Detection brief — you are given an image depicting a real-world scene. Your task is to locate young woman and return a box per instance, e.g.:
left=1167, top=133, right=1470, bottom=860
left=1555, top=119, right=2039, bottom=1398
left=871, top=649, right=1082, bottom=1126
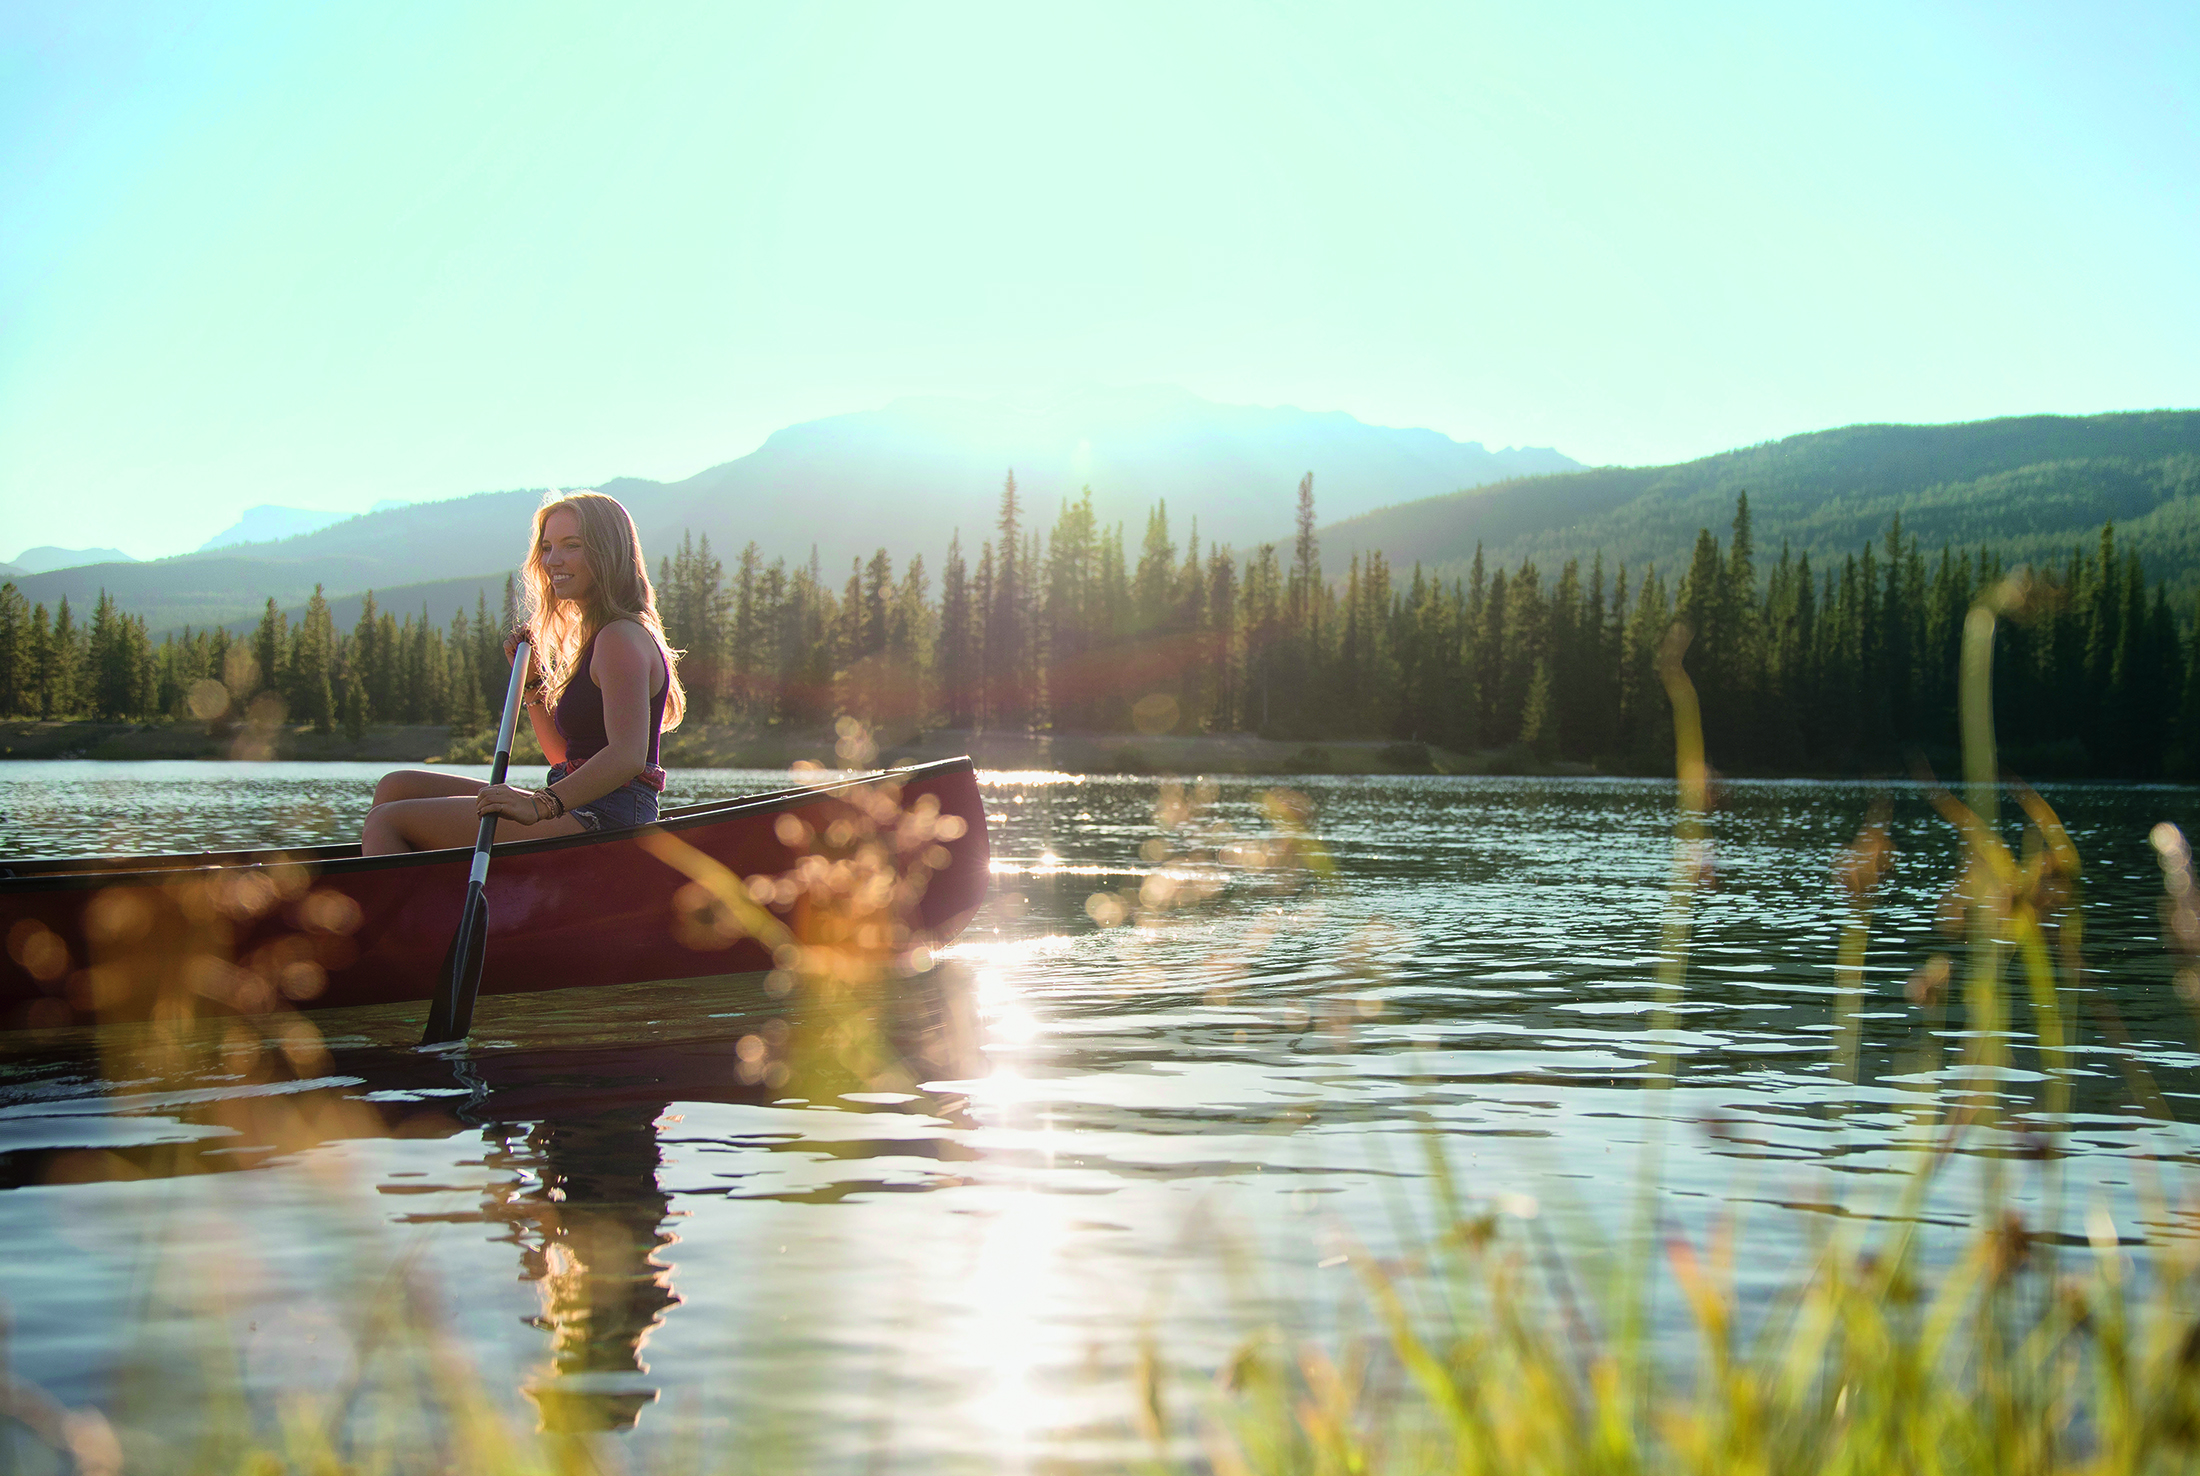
left=360, top=490, right=686, bottom=855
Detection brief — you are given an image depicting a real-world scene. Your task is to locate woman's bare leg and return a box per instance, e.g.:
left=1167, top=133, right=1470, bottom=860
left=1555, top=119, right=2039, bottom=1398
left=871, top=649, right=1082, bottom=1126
left=361, top=795, right=586, bottom=856
left=360, top=770, right=486, bottom=852
left=372, top=769, right=487, bottom=807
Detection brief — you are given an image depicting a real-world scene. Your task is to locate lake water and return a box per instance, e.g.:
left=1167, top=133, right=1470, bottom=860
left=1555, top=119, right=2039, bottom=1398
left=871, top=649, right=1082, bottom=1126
left=1, top=761, right=2197, bottom=1470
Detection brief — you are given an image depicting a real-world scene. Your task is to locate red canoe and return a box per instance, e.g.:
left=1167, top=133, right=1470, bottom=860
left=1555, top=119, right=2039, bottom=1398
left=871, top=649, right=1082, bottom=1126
left=0, top=758, right=989, bottom=1032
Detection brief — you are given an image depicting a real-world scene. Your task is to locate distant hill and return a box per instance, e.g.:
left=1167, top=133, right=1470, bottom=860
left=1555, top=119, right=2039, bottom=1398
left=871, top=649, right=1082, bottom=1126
left=632, top=385, right=1575, bottom=569
left=8, top=506, right=539, bottom=634
left=4, top=388, right=1574, bottom=631
left=1322, top=410, right=2200, bottom=592
left=8, top=545, right=137, bottom=575
left=199, top=505, right=357, bottom=551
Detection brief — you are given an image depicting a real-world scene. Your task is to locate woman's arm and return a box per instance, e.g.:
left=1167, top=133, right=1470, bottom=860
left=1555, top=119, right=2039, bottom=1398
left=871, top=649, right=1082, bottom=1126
left=524, top=686, right=568, bottom=764
left=542, top=621, right=658, bottom=810
left=503, top=627, right=568, bottom=764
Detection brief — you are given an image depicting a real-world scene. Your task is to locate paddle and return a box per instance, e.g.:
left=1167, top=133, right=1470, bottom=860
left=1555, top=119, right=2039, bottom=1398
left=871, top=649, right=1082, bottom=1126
left=421, top=638, right=534, bottom=1045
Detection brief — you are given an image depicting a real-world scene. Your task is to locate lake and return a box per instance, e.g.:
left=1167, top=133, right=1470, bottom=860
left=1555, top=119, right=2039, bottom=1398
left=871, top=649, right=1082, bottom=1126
left=1, top=761, right=2196, bottom=1470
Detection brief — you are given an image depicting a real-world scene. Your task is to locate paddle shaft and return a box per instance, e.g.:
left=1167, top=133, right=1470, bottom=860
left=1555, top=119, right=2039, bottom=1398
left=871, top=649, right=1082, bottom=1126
left=421, top=639, right=534, bottom=1044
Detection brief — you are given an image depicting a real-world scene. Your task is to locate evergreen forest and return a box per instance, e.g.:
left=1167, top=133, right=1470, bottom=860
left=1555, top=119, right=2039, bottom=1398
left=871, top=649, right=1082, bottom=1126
left=4, top=474, right=2199, bottom=779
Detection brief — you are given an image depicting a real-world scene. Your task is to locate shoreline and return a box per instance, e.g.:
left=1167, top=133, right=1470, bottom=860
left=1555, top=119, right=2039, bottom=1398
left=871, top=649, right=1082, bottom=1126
left=0, top=718, right=1597, bottom=777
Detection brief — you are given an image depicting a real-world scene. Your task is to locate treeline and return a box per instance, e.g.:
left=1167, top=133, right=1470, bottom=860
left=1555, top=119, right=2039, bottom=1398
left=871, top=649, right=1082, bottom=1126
left=651, top=475, right=2200, bottom=777
left=3, top=473, right=2198, bottom=777
left=0, top=583, right=507, bottom=737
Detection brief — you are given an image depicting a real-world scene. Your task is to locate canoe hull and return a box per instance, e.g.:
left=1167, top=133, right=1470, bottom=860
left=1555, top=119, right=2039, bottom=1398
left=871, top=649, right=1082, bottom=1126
left=0, top=759, right=989, bottom=1029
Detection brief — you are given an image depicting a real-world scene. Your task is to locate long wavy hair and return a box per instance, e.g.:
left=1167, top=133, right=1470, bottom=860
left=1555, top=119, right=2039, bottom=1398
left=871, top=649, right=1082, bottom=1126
left=521, top=490, right=686, bottom=731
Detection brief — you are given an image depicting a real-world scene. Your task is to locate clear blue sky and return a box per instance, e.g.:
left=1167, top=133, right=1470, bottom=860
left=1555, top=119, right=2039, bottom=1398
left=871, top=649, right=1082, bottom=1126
left=3, top=0, right=2196, bottom=561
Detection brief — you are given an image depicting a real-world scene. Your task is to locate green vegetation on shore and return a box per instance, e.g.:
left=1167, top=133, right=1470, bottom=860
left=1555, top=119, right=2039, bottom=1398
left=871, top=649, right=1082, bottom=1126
left=6, top=473, right=2200, bottom=778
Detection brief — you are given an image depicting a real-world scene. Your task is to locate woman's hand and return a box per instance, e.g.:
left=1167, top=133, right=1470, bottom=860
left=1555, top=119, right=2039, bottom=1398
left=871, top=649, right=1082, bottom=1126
left=476, top=783, right=547, bottom=825
left=503, top=624, right=534, bottom=664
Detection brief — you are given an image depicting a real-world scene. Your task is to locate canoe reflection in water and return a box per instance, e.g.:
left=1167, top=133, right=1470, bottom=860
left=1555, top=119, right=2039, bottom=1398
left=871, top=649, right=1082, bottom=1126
left=467, top=965, right=987, bottom=1431
left=0, top=766, right=992, bottom=1446
left=0, top=961, right=986, bottom=1440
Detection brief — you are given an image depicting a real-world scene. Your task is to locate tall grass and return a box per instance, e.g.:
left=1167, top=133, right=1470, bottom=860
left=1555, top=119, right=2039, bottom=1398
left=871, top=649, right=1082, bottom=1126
left=1189, top=583, right=2200, bottom=1475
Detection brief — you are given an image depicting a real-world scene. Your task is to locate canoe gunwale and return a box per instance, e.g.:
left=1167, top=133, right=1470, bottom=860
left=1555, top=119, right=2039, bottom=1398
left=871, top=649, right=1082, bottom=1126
left=0, top=757, right=979, bottom=896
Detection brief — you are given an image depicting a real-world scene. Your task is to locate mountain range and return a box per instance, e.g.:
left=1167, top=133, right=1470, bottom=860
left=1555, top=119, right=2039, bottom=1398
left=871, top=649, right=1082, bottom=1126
left=196, top=499, right=419, bottom=553
left=4, top=546, right=137, bottom=577
left=9, top=396, right=2200, bottom=641
left=4, top=387, right=1576, bottom=632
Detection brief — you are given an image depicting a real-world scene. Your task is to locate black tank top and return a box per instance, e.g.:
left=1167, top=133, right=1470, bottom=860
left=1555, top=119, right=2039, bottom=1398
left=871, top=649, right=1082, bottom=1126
left=553, top=622, right=667, bottom=770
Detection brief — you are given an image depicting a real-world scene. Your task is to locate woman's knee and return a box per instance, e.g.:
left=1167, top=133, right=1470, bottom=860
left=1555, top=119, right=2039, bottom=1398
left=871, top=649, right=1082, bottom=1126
left=360, top=805, right=403, bottom=856
left=373, top=771, right=438, bottom=807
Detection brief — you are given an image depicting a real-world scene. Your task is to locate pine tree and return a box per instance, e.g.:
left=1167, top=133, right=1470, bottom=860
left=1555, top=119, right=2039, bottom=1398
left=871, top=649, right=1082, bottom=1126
left=1207, top=543, right=1239, bottom=731
left=731, top=542, right=763, bottom=723
left=27, top=605, right=54, bottom=718
left=373, top=608, right=400, bottom=721
left=1242, top=543, right=1282, bottom=733
left=986, top=473, right=1026, bottom=728
left=1497, top=563, right=1544, bottom=746
left=1042, top=493, right=1100, bottom=731
left=1520, top=658, right=1557, bottom=758
left=892, top=555, right=931, bottom=676
left=1176, top=523, right=1209, bottom=731
left=862, top=549, right=893, bottom=661
left=49, top=597, right=80, bottom=717
left=88, top=591, right=137, bottom=719
left=1618, top=568, right=1671, bottom=762
left=940, top=532, right=975, bottom=728
left=1290, top=472, right=1319, bottom=634
left=449, top=604, right=488, bottom=736
left=252, top=597, right=287, bottom=711
left=1134, top=502, right=1175, bottom=634
left=288, top=585, right=336, bottom=732
left=663, top=532, right=726, bottom=722
left=474, top=588, right=500, bottom=717
left=973, top=541, right=996, bottom=727
left=352, top=592, right=381, bottom=724
left=0, top=583, right=26, bottom=717
left=341, top=659, right=368, bottom=740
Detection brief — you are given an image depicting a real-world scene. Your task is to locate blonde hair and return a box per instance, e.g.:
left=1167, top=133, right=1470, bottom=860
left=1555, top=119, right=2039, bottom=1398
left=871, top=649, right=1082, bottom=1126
left=521, top=490, right=686, bottom=731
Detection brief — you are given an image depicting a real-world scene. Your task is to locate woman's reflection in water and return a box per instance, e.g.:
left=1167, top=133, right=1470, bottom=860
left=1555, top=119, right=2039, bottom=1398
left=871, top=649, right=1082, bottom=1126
left=491, top=1105, right=679, bottom=1433
left=461, top=961, right=984, bottom=1434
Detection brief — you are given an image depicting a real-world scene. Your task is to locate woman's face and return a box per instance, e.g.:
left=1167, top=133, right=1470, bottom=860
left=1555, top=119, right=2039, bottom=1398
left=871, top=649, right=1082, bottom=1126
left=540, top=509, right=595, bottom=605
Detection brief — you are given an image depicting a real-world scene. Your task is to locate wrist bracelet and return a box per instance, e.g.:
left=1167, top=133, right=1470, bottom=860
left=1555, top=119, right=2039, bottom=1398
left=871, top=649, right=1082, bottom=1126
left=536, top=786, right=566, bottom=820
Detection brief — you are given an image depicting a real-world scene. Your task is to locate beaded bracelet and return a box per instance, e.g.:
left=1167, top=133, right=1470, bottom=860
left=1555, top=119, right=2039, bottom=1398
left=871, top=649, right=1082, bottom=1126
left=534, top=787, right=567, bottom=821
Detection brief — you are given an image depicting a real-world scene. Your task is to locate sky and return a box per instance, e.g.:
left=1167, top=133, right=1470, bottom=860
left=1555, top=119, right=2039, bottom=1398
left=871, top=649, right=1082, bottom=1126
left=3, top=0, right=2196, bottom=562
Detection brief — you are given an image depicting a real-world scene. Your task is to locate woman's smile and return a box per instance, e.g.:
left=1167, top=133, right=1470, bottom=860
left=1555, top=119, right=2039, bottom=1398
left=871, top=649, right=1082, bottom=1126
left=541, top=508, right=594, bottom=601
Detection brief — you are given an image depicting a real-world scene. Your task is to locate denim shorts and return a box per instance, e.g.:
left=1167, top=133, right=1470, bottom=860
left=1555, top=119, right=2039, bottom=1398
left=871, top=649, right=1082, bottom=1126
left=546, top=764, right=661, bottom=833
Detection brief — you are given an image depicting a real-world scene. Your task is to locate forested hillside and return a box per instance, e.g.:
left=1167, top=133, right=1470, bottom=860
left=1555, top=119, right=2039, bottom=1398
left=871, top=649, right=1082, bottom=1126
left=5, top=472, right=2199, bottom=779
left=1326, top=410, right=2200, bottom=596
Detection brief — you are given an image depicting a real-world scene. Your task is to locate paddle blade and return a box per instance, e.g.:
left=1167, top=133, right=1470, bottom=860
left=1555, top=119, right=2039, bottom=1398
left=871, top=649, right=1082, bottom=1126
left=421, top=887, right=489, bottom=1045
